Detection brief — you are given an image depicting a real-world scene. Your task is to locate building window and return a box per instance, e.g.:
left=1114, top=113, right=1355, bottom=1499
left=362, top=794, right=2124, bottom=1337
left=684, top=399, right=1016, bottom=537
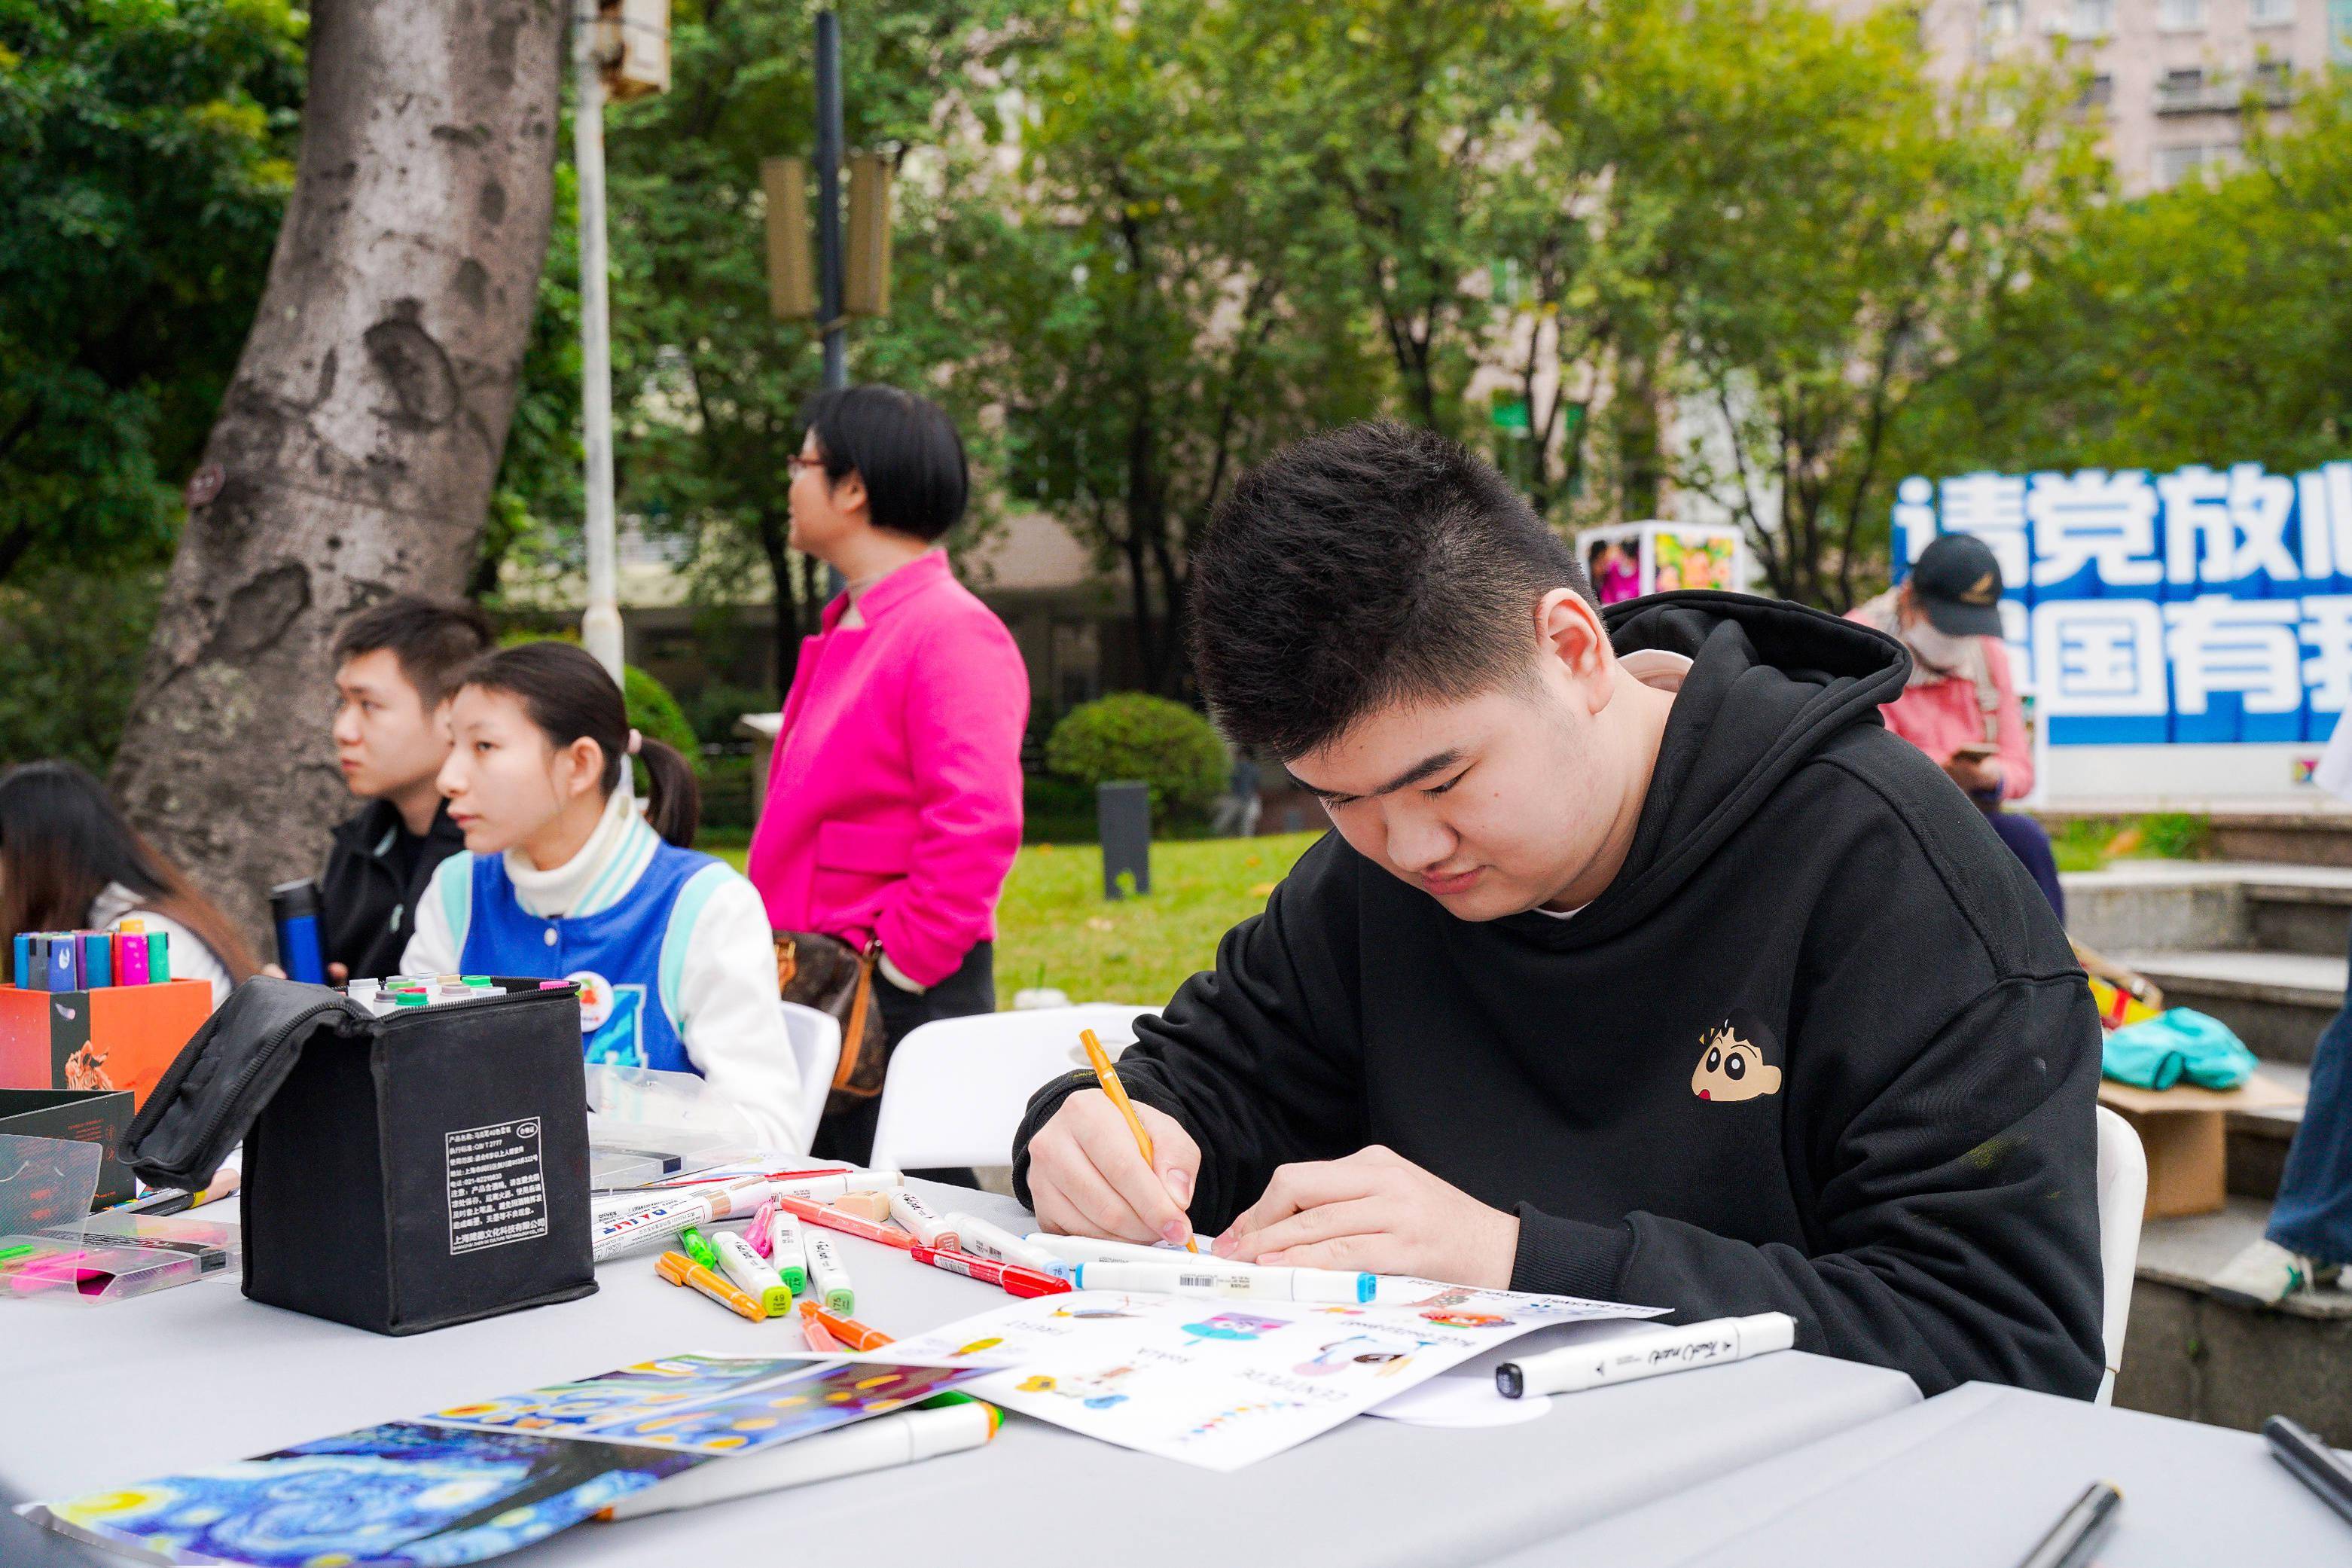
left=2076, top=73, right=2114, bottom=111
left=1981, top=0, right=2021, bottom=48
left=2070, top=0, right=2116, bottom=33
left=2253, top=58, right=2294, bottom=102
left=2249, top=0, right=2294, bottom=24
left=2158, top=0, right=2207, bottom=28
left=2152, top=142, right=2239, bottom=187
left=2155, top=66, right=2209, bottom=111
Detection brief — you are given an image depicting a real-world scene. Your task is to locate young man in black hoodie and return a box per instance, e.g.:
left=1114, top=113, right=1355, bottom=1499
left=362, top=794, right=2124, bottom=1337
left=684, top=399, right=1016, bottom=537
left=318, top=596, right=491, bottom=981
left=1012, top=422, right=2105, bottom=1399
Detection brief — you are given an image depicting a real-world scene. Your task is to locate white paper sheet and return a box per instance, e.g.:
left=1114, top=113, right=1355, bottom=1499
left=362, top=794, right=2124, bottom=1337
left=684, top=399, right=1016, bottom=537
left=880, top=1280, right=1663, bottom=1471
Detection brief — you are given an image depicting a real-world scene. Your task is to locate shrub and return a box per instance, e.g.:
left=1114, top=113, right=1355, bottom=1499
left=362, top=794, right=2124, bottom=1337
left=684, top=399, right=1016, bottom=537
left=0, top=568, right=163, bottom=773
left=1045, top=693, right=1228, bottom=828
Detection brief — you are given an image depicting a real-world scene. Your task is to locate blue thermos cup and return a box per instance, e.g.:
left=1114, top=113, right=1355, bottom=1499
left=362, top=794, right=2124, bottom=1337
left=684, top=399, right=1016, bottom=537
left=270, top=878, right=328, bottom=984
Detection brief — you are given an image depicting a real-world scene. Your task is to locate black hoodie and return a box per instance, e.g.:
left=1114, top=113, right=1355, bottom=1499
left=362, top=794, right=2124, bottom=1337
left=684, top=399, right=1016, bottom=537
left=1013, top=592, right=2105, bottom=1399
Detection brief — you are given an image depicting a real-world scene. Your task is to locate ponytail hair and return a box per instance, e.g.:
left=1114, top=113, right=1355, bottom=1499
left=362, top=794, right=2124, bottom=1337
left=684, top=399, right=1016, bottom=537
left=457, top=642, right=701, bottom=848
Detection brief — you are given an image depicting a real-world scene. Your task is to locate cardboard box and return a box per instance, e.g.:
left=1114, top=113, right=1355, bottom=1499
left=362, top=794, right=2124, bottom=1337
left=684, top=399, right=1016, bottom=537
left=0, top=980, right=212, bottom=1112
left=2099, top=1072, right=2306, bottom=1219
left=0, top=1088, right=136, bottom=1210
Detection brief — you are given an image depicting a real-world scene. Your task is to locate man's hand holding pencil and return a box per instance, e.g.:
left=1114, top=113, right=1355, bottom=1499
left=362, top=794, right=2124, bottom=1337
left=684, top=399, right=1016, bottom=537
left=1027, top=1090, right=1203, bottom=1246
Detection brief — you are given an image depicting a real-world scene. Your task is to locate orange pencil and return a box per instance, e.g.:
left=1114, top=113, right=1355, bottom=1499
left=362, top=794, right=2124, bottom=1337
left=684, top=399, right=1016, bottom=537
left=801, top=1299, right=893, bottom=1351
left=1080, top=1027, right=1197, bottom=1252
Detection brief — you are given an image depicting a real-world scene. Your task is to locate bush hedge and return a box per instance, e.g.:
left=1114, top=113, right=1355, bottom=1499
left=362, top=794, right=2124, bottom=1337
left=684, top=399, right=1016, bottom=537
left=1044, top=693, right=1228, bottom=829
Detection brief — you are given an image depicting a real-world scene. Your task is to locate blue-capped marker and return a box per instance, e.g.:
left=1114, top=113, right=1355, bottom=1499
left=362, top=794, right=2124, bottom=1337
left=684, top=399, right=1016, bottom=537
left=1068, top=1258, right=1377, bottom=1303
left=81, top=932, right=113, bottom=989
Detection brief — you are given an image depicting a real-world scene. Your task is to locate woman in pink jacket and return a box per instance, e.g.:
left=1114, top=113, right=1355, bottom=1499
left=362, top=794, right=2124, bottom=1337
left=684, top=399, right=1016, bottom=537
left=747, top=386, right=1030, bottom=1164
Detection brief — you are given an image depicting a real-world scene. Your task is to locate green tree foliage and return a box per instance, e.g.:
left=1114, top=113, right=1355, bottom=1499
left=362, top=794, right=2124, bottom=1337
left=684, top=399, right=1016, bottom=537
left=0, top=0, right=303, bottom=582
left=0, top=567, right=163, bottom=771
left=1045, top=692, right=1229, bottom=827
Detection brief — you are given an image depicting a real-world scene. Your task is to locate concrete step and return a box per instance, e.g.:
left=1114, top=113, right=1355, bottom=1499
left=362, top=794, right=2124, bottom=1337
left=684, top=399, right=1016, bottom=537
left=2063, top=861, right=2352, bottom=957
left=2117, top=948, right=2342, bottom=1065
left=2118, top=1197, right=2352, bottom=1435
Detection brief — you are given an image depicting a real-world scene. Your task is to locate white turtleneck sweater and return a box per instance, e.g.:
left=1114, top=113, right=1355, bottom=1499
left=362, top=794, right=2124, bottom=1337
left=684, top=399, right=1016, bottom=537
left=400, top=788, right=812, bottom=1154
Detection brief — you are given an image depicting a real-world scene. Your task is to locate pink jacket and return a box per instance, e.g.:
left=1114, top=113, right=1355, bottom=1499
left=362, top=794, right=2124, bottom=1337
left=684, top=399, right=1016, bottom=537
left=1859, top=630, right=2035, bottom=801
left=747, top=552, right=1030, bottom=987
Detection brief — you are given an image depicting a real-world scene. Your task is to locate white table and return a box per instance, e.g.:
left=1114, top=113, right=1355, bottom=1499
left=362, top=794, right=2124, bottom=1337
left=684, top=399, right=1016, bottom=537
left=1496, top=1380, right=2352, bottom=1566
left=1, top=1183, right=1920, bottom=1568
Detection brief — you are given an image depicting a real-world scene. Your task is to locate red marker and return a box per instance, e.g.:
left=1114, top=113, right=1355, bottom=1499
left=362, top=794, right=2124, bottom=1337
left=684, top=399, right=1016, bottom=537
left=775, top=1194, right=916, bottom=1252
left=912, top=1244, right=1071, bottom=1298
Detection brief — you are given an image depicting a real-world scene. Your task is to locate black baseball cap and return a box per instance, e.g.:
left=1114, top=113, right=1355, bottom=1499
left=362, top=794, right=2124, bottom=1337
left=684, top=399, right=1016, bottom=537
left=1909, top=533, right=2006, bottom=637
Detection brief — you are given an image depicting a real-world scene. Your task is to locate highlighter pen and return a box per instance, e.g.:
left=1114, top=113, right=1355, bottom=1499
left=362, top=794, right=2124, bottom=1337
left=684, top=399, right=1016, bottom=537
left=767, top=1169, right=905, bottom=1203
left=146, top=929, right=170, bottom=984
left=655, top=1249, right=767, bottom=1322
left=805, top=1230, right=856, bottom=1313
left=678, top=1225, right=722, bottom=1272
left=9, top=932, right=26, bottom=988
left=767, top=1209, right=812, bottom=1295
left=1495, top=1312, right=1796, bottom=1399
left=911, top=1244, right=1070, bottom=1298
left=775, top=1193, right=917, bottom=1252
left=948, top=1213, right=1063, bottom=1274
left=81, top=932, right=112, bottom=989
left=798, top=1299, right=892, bottom=1351
left=1070, top=1259, right=1375, bottom=1303
left=2262, top=1415, right=2352, bottom=1530
left=886, top=1188, right=959, bottom=1251
left=1081, top=1026, right=1196, bottom=1252
left=598, top=1399, right=1001, bottom=1521
left=714, top=1229, right=793, bottom=1316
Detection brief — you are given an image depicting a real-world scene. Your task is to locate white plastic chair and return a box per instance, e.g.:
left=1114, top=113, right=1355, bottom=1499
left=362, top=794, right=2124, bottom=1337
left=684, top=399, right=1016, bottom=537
left=2093, top=1104, right=2148, bottom=1406
left=778, top=1000, right=841, bottom=1155
left=867, top=1003, right=1161, bottom=1172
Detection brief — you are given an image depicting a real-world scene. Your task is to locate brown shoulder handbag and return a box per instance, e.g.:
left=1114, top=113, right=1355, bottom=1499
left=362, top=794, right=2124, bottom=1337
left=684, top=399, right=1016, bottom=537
left=774, top=931, right=889, bottom=1119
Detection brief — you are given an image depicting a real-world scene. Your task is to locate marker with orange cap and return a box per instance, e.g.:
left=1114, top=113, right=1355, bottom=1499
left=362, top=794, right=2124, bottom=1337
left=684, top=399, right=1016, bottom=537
left=799, top=1299, right=893, bottom=1351
left=655, top=1249, right=767, bottom=1323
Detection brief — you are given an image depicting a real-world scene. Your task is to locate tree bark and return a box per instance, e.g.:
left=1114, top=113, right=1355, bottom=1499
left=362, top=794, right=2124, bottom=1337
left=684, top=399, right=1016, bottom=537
left=110, top=0, right=564, bottom=944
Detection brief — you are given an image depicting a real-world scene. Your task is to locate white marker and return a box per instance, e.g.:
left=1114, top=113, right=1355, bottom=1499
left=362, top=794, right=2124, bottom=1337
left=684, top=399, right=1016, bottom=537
left=767, top=1210, right=810, bottom=1295
left=1070, top=1259, right=1374, bottom=1304
left=1023, top=1232, right=1207, bottom=1270
left=770, top=1169, right=905, bottom=1203
left=1495, top=1313, right=1796, bottom=1398
left=886, top=1188, right=959, bottom=1250
left=950, top=1213, right=1060, bottom=1273
left=590, top=1179, right=774, bottom=1262
left=598, top=1400, right=998, bottom=1520
left=714, top=1229, right=794, bottom=1316
left=806, top=1229, right=856, bottom=1313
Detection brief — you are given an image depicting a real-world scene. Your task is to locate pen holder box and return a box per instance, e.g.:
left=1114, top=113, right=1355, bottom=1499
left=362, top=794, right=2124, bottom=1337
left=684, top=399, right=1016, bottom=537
left=123, top=976, right=596, bottom=1335
left=0, top=1090, right=135, bottom=1210
left=0, top=980, right=213, bottom=1112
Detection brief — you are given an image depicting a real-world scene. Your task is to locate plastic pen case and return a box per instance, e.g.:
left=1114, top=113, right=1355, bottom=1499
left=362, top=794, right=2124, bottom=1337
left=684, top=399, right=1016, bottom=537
left=0, top=1214, right=239, bottom=1301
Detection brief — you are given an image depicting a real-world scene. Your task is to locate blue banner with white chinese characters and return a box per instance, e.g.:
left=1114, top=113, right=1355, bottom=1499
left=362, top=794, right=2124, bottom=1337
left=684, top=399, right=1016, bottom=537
left=1893, top=462, right=2352, bottom=746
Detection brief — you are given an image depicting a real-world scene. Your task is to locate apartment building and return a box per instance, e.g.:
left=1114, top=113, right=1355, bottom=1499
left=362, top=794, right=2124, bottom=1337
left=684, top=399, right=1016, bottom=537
left=1903, top=0, right=2348, bottom=190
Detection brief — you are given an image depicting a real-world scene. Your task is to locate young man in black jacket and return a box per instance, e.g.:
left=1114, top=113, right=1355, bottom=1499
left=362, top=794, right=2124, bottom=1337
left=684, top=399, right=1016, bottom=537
left=1012, top=422, right=2105, bottom=1399
left=319, top=596, right=491, bottom=981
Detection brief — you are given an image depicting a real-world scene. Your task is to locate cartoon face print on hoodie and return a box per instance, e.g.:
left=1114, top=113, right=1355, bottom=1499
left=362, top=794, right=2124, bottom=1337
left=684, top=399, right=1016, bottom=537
left=1692, top=1022, right=1782, bottom=1102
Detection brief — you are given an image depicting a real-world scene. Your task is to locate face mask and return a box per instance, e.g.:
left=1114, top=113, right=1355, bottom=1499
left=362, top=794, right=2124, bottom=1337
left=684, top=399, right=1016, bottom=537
left=1902, top=617, right=1975, bottom=672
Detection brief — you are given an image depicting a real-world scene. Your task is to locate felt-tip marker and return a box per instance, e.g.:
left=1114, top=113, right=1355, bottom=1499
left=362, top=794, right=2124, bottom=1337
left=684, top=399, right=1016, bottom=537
left=949, top=1213, right=1062, bottom=1274
left=766, top=1208, right=811, bottom=1295
left=714, top=1229, right=793, bottom=1316
left=596, top=1398, right=1000, bottom=1521
left=799, top=1299, right=892, bottom=1350
left=1495, top=1312, right=1796, bottom=1398
left=775, top=1193, right=917, bottom=1251
left=806, top=1229, right=856, bottom=1313
left=1069, top=1259, right=1376, bottom=1303
left=911, top=1243, right=1070, bottom=1298
left=886, top=1188, right=959, bottom=1250
left=678, top=1225, right=721, bottom=1272
left=655, top=1249, right=766, bottom=1322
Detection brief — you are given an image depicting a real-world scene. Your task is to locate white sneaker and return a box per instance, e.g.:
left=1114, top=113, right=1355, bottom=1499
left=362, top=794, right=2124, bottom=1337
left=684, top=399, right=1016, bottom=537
left=2210, top=1237, right=2340, bottom=1307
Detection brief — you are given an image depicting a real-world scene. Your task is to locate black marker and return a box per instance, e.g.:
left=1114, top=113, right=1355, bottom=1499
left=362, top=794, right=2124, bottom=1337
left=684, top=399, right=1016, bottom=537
left=2013, top=1481, right=2121, bottom=1568
left=2264, top=1415, right=2352, bottom=1530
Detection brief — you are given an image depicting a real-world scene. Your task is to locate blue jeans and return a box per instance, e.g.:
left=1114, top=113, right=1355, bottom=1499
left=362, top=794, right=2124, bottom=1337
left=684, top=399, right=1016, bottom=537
left=2268, top=921, right=2352, bottom=1266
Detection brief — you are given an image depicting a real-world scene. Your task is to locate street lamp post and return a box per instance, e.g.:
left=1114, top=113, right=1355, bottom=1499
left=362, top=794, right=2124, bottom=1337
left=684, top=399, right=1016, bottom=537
left=576, top=15, right=624, bottom=684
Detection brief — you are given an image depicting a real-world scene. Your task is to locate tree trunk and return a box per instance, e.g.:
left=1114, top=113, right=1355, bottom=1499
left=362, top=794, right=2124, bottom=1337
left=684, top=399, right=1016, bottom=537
left=110, top=0, right=564, bottom=944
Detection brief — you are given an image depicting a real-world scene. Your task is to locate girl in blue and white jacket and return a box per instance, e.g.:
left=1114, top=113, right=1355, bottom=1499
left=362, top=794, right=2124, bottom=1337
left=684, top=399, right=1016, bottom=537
left=400, top=642, right=810, bottom=1152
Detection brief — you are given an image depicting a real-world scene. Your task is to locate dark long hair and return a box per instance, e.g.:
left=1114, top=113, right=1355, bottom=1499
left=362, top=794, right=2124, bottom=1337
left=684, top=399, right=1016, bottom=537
left=457, top=642, right=700, bottom=847
left=0, top=761, right=261, bottom=986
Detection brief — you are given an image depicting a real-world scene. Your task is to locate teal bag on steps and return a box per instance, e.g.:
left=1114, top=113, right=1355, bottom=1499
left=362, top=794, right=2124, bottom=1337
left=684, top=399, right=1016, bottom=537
left=2100, top=1007, right=2258, bottom=1092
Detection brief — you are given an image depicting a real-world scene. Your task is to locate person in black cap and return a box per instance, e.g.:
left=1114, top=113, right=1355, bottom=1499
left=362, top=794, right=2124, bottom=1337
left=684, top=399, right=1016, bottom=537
left=1848, top=532, right=2063, bottom=917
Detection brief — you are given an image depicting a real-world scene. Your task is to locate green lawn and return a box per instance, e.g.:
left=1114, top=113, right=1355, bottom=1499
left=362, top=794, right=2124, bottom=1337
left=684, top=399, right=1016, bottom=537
left=709, top=830, right=1325, bottom=1008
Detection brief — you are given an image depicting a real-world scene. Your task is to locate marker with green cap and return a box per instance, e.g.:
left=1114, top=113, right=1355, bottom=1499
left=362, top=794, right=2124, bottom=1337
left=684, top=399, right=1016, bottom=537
left=714, top=1231, right=793, bottom=1317
left=679, top=1225, right=721, bottom=1272
left=145, top=931, right=170, bottom=984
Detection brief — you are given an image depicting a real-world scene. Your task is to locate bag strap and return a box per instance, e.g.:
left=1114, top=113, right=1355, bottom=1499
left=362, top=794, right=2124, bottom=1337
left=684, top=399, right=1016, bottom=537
left=832, top=937, right=881, bottom=1092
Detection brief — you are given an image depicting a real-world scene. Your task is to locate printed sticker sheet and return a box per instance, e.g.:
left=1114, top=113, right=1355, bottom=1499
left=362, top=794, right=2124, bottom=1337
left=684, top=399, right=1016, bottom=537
left=881, top=1280, right=1664, bottom=1471
left=18, top=1353, right=990, bottom=1567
